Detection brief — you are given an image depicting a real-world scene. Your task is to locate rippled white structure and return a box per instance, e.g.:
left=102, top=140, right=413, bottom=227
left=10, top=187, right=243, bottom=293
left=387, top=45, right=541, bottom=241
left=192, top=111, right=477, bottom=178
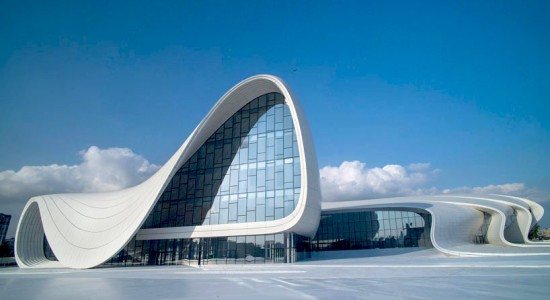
left=15, top=74, right=549, bottom=270
left=324, top=194, right=550, bottom=256
left=15, top=75, right=321, bottom=269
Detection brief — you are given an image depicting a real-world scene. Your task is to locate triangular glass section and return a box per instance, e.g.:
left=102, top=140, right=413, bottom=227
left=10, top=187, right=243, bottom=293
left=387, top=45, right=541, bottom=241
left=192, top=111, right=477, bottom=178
left=142, top=92, right=301, bottom=228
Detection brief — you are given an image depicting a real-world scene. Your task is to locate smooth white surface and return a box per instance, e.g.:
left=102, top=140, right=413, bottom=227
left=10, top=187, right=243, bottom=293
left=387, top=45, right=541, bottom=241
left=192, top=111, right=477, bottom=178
left=15, top=75, right=322, bottom=269
left=2, top=249, right=550, bottom=299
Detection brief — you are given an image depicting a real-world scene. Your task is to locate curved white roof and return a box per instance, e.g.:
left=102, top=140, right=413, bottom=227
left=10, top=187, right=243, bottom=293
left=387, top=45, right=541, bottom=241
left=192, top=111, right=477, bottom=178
left=15, top=75, right=322, bottom=269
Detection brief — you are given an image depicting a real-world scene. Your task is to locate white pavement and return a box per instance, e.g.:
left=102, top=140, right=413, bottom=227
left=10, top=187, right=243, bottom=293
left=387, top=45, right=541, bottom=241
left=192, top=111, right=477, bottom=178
left=1, top=249, right=550, bottom=299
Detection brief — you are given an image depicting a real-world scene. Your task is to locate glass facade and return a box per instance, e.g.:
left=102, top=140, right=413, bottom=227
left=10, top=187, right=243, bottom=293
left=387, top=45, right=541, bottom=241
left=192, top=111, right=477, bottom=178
left=142, top=92, right=301, bottom=228
left=311, top=210, right=432, bottom=251
left=96, top=92, right=307, bottom=267
left=101, top=209, right=431, bottom=266
left=102, top=233, right=310, bottom=266
left=0, top=213, right=11, bottom=245
left=39, top=92, right=434, bottom=266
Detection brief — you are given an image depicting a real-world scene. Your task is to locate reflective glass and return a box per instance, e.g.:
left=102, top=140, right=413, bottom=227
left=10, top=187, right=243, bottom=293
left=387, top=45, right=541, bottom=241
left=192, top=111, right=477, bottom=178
left=142, top=93, right=301, bottom=228
left=311, top=210, right=432, bottom=251
left=102, top=232, right=309, bottom=267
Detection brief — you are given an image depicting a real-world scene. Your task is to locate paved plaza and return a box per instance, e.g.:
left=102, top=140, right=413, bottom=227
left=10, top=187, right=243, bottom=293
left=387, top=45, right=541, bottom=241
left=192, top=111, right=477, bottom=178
left=1, top=249, right=550, bottom=299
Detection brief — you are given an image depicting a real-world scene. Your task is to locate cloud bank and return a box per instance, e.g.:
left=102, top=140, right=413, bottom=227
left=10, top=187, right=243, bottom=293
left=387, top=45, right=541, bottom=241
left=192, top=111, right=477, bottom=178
left=442, top=183, right=526, bottom=195
left=0, top=146, right=159, bottom=237
left=320, top=161, right=439, bottom=201
left=319, top=160, right=540, bottom=203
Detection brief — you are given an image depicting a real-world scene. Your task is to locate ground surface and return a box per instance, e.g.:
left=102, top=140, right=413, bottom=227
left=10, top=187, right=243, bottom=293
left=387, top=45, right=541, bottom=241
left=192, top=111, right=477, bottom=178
left=1, top=249, right=550, bottom=299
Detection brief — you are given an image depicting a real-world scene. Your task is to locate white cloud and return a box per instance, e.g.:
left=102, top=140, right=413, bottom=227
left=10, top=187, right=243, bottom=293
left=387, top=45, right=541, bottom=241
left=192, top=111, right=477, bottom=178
left=407, top=163, right=432, bottom=172
left=0, top=146, right=159, bottom=238
left=318, top=160, right=549, bottom=204
left=442, top=183, right=526, bottom=195
left=320, top=160, right=550, bottom=227
left=441, top=183, right=550, bottom=205
left=320, top=160, right=438, bottom=201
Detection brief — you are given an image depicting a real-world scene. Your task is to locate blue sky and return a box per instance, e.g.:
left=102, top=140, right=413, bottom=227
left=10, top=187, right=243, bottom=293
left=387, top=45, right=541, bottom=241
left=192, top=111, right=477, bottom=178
left=1, top=1, right=549, bottom=232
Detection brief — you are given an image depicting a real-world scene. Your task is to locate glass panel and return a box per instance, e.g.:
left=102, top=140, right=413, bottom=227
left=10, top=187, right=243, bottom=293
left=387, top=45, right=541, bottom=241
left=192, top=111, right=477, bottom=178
left=311, top=210, right=432, bottom=252
left=141, top=93, right=301, bottom=228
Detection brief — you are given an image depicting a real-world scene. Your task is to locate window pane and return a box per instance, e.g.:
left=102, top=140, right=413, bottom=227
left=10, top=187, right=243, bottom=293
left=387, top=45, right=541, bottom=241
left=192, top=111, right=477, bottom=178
left=141, top=92, right=301, bottom=229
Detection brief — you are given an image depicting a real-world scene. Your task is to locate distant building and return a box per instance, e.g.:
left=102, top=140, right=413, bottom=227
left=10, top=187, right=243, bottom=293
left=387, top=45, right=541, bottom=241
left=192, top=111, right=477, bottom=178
left=1, top=238, right=14, bottom=257
left=0, top=214, right=11, bottom=244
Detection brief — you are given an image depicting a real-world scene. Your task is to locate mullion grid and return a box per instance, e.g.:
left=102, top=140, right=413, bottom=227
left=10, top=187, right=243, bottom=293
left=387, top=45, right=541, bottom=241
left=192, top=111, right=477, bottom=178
left=141, top=93, right=300, bottom=229
left=312, top=210, right=431, bottom=251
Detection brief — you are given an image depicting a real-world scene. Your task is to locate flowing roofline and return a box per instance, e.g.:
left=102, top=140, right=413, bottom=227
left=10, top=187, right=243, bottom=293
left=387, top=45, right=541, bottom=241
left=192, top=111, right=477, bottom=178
left=15, top=75, right=322, bottom=269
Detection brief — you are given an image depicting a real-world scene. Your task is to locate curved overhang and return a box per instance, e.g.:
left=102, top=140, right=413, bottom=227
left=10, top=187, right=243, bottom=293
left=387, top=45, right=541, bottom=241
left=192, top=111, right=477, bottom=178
left=15, top=75, right=321, bottom=269
left=322, top=194, right=550, bottom=257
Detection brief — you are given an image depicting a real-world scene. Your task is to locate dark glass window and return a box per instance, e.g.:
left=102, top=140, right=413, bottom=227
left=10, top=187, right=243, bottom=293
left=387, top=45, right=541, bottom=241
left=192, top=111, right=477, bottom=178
left=101, top=232, right=307, bottom=267
left=311, top=210, right=432, bottom=251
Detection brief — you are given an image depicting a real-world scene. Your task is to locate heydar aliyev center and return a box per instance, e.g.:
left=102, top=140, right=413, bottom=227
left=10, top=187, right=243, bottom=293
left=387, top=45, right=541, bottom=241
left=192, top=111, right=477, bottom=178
left=15, top=75, right=550, bottom=269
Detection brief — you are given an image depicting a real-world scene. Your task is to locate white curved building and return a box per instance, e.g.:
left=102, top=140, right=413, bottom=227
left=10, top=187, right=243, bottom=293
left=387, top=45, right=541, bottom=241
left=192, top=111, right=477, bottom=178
left=15, top=75, right=550, bottom=269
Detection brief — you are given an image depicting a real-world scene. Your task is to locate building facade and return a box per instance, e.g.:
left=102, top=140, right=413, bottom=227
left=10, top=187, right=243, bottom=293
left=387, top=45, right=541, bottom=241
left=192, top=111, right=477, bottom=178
left=15, top=75, right=550, bottom=269
left=0, top=214, right=11, bottom=245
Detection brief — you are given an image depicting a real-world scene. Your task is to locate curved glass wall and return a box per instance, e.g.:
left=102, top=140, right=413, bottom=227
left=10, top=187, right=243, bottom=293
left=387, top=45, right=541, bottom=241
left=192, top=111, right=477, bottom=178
left=142, top=92, right=301, bottom=228
left=102, top=209, right=431, bottom=267
left=311, top=210, right=432, bottom=251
